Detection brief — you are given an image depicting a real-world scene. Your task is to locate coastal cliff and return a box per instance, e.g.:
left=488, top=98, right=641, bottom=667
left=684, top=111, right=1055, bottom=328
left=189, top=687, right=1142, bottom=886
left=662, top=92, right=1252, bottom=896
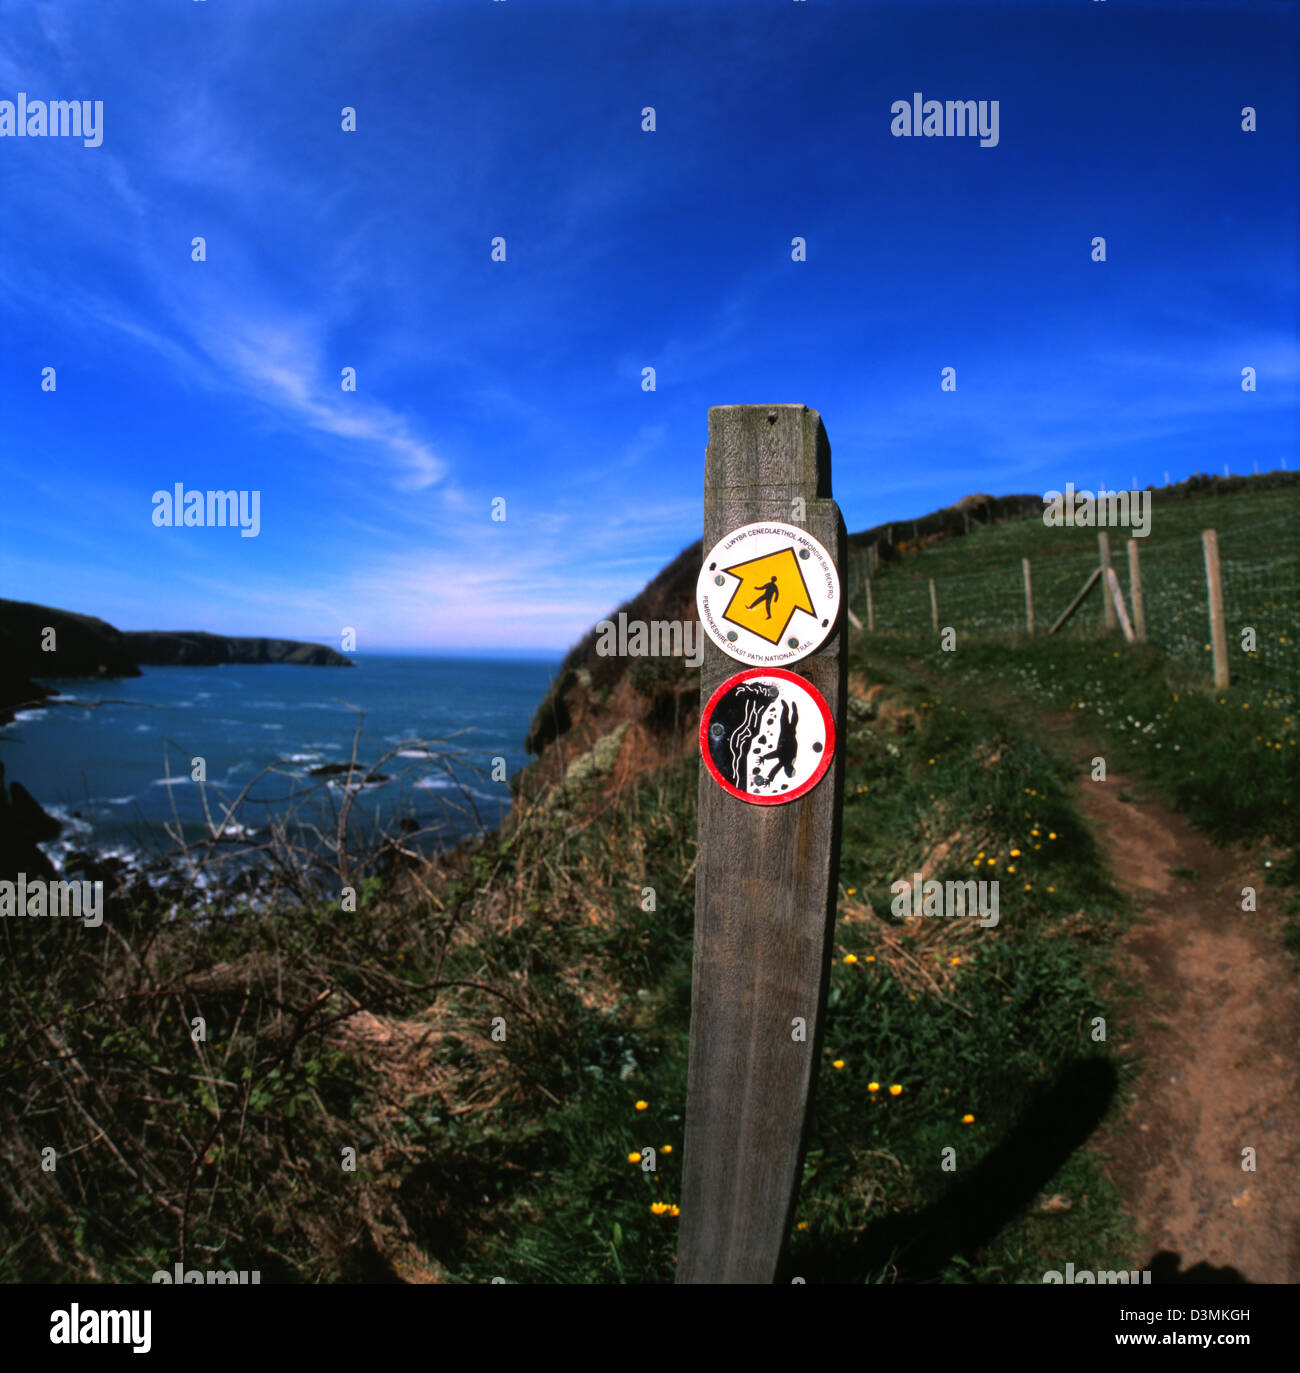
left=0, top=598, right=351, bottom=725
left=124, top=630, right=352, bottom=667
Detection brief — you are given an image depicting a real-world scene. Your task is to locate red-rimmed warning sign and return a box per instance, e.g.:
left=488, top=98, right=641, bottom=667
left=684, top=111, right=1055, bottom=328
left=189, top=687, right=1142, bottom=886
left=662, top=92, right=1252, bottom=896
left=699, top=667, right=835, bottom=805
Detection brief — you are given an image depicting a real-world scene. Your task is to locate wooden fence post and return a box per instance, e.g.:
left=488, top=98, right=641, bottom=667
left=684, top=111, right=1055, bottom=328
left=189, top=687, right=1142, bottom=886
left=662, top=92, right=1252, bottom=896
left=1106, top=567, right=1136, bottom=643
left=1098, top=531, right=1116, bottom=631
left=1048, top=567, right=1102, bottom=636
left=677, top=404, right=847, bottom=1284
left=1127, top=539, right=1146, bottom=642
left=1202, top=529, right=1229, bottom=689
left=929, top=577, right=939, bottom=633
left=866, top=577, right=875, bottom=632
left=1022, top=557, right=1034, bottom=635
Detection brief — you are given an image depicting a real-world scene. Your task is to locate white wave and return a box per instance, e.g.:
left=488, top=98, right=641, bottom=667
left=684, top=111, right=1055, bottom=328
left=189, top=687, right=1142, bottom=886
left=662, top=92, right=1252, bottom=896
left=41, top=806, right=94, bottom=835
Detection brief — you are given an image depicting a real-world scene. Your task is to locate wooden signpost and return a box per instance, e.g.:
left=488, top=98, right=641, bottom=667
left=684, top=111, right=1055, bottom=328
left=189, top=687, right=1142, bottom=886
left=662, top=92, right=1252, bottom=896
left=677, top=405, right=847, bottom=1284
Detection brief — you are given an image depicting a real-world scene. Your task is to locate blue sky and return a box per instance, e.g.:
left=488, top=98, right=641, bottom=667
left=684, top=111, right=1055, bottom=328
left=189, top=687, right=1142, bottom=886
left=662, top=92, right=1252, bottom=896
left=1, top=0, right=1295, bottom=654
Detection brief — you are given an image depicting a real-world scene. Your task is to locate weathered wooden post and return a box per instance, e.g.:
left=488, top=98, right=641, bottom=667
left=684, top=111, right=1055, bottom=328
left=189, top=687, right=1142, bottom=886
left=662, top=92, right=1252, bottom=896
left=1105, top=567, right=1136, bottom=643
left=1022, top=557, right=1034, bottom=635
left=929, top=577, right=939, bottom=633
left=1127, top=538, right=1146, bottom=642
left=1098, top=531, right=1116, bottom=631
left=679, top=404, right=847, bottom=1284
left=866, top=576, right=875, bottom=631
left=1202, top=529, right=1230, bottom=689
left=1048, top=567, right=1102, bottom=636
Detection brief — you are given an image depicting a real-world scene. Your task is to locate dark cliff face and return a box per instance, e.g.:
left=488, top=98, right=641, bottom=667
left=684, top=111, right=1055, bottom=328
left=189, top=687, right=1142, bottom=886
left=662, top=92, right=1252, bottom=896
left=0, top=598, right=142, bottom=683
left=513, top=539, right=704, bottom=808
left=0, top=761, right=60, bottom=881
left=123, top=631, right=352, bottom=667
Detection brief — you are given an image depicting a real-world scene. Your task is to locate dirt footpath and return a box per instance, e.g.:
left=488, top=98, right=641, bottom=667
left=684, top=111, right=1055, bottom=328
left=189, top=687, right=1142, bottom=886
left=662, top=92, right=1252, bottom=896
left=1045, top=712, right=1300, bottom=1283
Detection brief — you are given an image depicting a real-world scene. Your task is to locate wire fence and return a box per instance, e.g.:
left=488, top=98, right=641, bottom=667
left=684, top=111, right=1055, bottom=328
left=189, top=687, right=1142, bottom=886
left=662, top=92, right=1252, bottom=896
left=849, top=513, right=1300, bottom=705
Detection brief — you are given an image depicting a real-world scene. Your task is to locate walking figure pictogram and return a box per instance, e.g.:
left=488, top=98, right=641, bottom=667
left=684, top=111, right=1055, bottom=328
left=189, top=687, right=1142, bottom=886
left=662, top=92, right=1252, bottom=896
left=748, top=576, right=779, bottom=619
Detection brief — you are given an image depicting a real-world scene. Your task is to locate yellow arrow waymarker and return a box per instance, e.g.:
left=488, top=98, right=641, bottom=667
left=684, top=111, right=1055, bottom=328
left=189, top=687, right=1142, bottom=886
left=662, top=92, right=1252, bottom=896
left=721, top=546, right=816, bottom=645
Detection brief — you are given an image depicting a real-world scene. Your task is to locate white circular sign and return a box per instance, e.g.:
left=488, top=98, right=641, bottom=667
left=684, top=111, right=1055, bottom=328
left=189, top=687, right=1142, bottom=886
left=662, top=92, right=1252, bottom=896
left=700, top=668, right=835, bottom=805
left=696, top=521, right=840, bottom=666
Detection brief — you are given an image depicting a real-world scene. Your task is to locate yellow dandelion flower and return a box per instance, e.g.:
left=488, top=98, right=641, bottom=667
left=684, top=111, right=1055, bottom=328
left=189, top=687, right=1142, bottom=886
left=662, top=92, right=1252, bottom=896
left=868, top=1082, right=880, bottom=1093
left=796, top=1221, right=808, bottom=1231
left=650, top=1202, right=669, bottom=1215
left=1010, top=849, right=1021, bottom=857
left=1048, top=832, right=1057, bottom=840
left=1007, top=865, right=1016, bottom=874
left=628, top=1151, right=641, bottom=1163
left=846, top=887, right=857, bottom=895
left=889, top=1084, right=903, bottom=1096
left=832, top=1059, right=845, bottom=1070
left=844, top=953, right=858, bottom=965
left=961, top=1113, right=975, bottom=1124
left=635, top=1100, right=648, bottom=1111
left=662, top=1144, right=672, bottom=1154
left=668, top=1205, right=680, bottom=1217
left=864, top=955, right=876, bottom=962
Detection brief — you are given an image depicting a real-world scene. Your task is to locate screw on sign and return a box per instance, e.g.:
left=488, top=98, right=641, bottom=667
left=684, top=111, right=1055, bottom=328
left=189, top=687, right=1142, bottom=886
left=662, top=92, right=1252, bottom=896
left=701, top=668, right=835, bottom=805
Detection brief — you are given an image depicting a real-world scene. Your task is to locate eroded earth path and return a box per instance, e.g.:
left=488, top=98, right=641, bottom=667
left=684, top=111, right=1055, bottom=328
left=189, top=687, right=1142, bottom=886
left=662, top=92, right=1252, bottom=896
left=1044, top=711, right=1300, bottom=1283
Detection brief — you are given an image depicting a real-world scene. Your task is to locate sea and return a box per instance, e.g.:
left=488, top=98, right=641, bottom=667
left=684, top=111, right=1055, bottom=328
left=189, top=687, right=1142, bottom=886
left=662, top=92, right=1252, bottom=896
left=0, top=654, right=560, bottom=878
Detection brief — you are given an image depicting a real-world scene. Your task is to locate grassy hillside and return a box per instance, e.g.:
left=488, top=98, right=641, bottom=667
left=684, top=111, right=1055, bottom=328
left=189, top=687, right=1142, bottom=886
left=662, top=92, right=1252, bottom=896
left=2, top=477, right=1295, bottom=1284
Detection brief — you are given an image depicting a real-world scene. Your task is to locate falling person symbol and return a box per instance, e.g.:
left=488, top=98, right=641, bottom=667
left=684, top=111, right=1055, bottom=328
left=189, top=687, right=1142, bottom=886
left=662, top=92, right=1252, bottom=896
left=759, top=700, right=799, bottom=784
left=748, top=576, right=779, bottom=619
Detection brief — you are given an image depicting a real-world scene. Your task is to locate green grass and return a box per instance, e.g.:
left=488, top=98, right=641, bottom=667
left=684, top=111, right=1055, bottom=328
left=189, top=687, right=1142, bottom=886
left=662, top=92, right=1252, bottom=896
left=14, top=478, right=1297, bottom=1283
left=448, top=642, right=1139, bottom=1284
left=855, top=478, right=1300, bottom=703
